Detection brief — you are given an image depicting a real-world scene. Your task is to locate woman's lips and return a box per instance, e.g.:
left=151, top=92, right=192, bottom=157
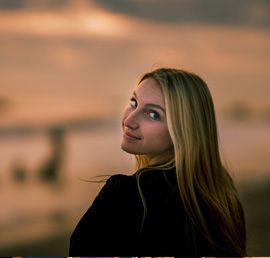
left=123, top=131, right=141, bottom=140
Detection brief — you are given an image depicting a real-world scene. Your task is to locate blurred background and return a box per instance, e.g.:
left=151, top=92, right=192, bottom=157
left=0, top=0, right=270, bottom=256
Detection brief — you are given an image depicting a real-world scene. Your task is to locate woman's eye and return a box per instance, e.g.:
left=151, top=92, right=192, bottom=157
left=149, top=111, right=160, bottom=120
left=130, top=98, right=137, bottom=108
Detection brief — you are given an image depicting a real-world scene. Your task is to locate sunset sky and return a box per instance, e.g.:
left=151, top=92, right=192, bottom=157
left=0, top=0, right=270, bottom=127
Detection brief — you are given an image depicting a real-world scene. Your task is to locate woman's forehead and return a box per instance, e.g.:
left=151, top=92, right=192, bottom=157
left=135, top=78, right=165, bottom=107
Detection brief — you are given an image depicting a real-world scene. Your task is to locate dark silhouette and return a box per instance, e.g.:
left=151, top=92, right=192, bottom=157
left=37, top=127, right=65, bottom=185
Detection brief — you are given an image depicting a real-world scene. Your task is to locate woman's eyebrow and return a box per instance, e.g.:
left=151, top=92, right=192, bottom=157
left=132, top=91, right=166, bottom=114
left=145, top=103, right=166, bottom=114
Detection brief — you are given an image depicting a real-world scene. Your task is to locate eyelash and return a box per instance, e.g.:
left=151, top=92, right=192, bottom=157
left=130, top=97, right=137, bottom=108
left=129, top=97, right=160, bottom=120
left=148, top=110, right=160, bottom=120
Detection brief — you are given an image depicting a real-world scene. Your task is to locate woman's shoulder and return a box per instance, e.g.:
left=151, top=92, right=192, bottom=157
left=134, top=168, right=177, bottom=187
left=78, top=173, right=142, bottom=224
left=133, top=168, right=179, bottom=203
left=98, top=168, right=177, bottom=200
left=103, top=173, right=134, bottom=184
left=100, top=173, right=136, bottom=194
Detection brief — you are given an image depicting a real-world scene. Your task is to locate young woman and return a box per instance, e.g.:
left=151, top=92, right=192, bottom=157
left=69, top=68, right=246, bottom=256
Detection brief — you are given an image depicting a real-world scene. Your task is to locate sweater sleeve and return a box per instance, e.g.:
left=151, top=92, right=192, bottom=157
left=69, top=174, right=143, bottom=256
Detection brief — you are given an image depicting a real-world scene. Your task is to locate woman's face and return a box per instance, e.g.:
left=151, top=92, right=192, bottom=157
left=121, top=78, right=173, bottom=165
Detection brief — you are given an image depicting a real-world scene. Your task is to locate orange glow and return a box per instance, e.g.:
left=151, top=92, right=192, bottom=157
left=0, top=1, right=270, bottom=255
left=0, top=7, right=129, bottom=38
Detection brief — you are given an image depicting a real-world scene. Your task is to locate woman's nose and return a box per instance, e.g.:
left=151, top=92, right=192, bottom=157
left=123, top=109, right=139, bottom=129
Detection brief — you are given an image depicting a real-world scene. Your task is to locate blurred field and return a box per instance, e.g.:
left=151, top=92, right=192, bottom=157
left=1, top=181, right=270, bottom=257
left=241, top=179, right=270, bottom=255
left=0, top=122, right=269, bottom=256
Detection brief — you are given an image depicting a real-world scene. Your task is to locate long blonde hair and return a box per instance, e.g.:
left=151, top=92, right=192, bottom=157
left=134, top=68, right=246, bottom=256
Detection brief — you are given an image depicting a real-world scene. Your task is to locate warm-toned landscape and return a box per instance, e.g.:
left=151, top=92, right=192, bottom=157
left=0, top=0, right=270, bottom=256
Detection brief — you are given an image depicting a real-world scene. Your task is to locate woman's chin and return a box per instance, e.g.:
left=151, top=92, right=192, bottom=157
left=121, top=142, right=139, bottom=155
